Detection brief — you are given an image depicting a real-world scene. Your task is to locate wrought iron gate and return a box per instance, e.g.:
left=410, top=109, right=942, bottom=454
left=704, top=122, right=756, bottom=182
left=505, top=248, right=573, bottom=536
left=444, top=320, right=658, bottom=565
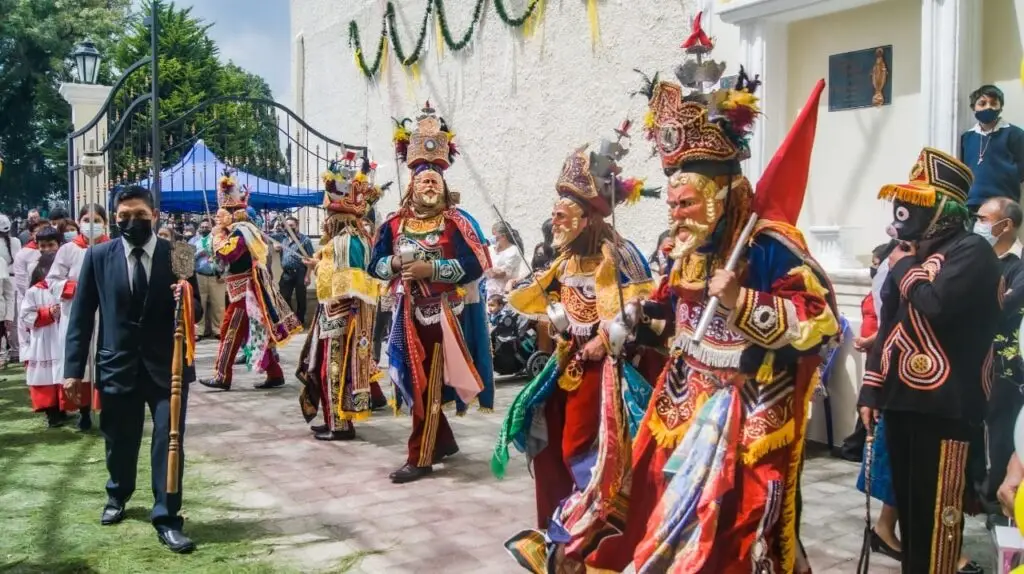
left=68, top=90, right=370, bottom=237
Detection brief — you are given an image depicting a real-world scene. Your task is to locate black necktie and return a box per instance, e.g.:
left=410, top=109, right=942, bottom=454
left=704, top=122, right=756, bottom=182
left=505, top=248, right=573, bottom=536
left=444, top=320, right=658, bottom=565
left=130, top=247, right=148, bottom=322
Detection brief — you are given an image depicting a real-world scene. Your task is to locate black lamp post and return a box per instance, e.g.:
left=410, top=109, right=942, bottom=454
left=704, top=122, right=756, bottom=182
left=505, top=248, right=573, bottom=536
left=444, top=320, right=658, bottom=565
left=71, top=40, right=102, bottom=84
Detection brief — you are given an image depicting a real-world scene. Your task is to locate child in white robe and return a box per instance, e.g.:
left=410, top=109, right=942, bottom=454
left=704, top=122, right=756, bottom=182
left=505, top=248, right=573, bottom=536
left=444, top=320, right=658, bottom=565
left=47, top=204, right=109, bottom=429
left=19, top=252, right=65, bottom=427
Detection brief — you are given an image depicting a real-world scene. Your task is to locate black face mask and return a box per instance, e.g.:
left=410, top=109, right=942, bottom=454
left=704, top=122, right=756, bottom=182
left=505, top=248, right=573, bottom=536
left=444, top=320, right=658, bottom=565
left=869, top=266, right=878, bottom=279
left=118, top=218, right=153, bottom=247
left=891, top=199, right=936, bottom=241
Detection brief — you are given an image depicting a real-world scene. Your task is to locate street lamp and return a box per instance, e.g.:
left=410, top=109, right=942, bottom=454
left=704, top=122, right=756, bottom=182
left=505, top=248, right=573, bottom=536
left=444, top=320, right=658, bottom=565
left=71, top=41, right=102, bottom=84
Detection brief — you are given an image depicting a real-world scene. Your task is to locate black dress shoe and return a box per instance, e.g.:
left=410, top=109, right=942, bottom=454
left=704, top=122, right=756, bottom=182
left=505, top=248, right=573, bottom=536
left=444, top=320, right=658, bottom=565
left=101, top=502, right=126, bottom=525
left=869, top=529, right=901, bottom=561
left=370, top=396, right=389, bottom=411
left=198, top=378, right=231, bottom=391
left=389, top=463, right=433, bottom=484
left=314, top=428, right=356, bottom=441
left=432, top=443, right=459, bottom=464
left=309, top=424, right=329, bottom=433
left=958, top=560, right=984, bottom=574
left=157, top=529, right=196, bottom=554
left=254, top=377, right=285, bottom=389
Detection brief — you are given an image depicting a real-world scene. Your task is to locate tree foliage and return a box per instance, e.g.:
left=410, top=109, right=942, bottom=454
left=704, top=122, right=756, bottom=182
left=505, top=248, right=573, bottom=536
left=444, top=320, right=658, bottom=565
left=0, top=0, right=132, bottom=212
left=110, top=2, right=287, bottom=198
left=0, top=0, right=285, bottom=215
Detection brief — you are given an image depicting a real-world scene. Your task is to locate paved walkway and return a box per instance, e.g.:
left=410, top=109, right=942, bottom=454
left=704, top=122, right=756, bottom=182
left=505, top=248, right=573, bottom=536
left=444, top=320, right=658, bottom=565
left=184, top=338, right=995, bottom=573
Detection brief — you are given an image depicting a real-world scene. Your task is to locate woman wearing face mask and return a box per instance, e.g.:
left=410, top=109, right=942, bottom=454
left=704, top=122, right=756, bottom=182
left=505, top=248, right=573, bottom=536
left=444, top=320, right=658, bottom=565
left=959, top=84, right=1024, bottom=215
left=46, top=204, right=109, bottom=431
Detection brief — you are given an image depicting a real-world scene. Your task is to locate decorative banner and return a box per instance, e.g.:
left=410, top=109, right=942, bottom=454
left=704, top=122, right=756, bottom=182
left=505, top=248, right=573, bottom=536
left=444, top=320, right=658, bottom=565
left=349, top=0, right=548, bottom=79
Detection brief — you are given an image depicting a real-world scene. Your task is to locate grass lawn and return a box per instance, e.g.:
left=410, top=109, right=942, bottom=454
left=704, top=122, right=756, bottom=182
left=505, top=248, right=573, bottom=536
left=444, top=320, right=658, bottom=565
left=0, top=366, right=287, bottom=574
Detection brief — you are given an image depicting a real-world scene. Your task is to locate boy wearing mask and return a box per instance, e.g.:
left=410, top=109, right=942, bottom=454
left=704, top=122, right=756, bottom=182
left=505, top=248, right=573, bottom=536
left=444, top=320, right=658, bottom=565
left=960, top=85, right=1024, bottom=212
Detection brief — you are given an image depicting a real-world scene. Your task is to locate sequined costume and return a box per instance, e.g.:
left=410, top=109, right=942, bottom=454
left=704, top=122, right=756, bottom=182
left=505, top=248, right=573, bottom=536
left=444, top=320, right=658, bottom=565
left=368, top=103, right=494, bottom=483
left=858, top=148, right=1000, bottom=574
left=199, top=171, right=301, bottom=391
left=578, top=23, right=839, bottom=574
left=494, top=129, right=666, bottom=572
left=296, top=152, right=385, bottom=439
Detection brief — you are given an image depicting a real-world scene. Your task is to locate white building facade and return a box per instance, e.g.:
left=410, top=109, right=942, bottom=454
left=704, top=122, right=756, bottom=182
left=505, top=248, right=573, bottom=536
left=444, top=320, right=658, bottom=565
left=290, top=0, right=1024, bottom=443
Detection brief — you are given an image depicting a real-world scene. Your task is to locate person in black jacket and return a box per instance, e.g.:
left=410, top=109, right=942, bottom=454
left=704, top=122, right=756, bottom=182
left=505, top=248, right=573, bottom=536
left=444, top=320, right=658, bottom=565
left=973, top=196, right=1024, bottom=526
left=64, top=186, right=202, bottom=554
left=858, top=148, right=1001, bottom=574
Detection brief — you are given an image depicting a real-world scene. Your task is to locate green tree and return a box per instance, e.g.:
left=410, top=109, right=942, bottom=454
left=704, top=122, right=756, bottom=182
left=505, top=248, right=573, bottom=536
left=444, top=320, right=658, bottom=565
left=0, top=0, right=132, bottom=213
left=110, top=2, right=287, bottom=195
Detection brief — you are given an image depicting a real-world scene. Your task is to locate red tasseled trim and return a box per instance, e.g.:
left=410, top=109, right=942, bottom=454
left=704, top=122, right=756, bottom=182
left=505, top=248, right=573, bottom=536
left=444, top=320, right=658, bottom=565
left=61, top=280, right=77, bottom=300
left=33, top=280, right=48, bottom=290
left=35, top=304, right=55, bottom=327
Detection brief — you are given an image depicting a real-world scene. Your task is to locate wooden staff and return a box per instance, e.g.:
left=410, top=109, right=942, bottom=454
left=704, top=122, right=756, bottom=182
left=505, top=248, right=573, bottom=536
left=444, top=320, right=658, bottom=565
left=168, top=240, right=196, bottom=495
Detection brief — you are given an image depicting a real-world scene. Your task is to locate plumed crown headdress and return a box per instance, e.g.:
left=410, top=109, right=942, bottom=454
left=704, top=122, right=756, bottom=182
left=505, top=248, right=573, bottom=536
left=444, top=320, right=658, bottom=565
left=217, top=167, right=249, bottom=210
left=392, top=101, right=458, bottom=171
left=636, top=11, right=761, bottom=175
left=555, top=120, right=647, bottom=218
left=321, top=150, right=384, bottom=217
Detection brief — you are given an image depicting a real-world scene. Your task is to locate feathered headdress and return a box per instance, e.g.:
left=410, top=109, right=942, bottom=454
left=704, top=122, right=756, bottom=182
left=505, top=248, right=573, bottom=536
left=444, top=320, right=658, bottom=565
left=637, top=11, right=761, bottom=174
left=217, top=167, right=249, bottom=210
left=556, top=120, right=646, bottom=218
left=321, top=150, right=384, bottom=217
left=392, top=101, right=458, bottom=171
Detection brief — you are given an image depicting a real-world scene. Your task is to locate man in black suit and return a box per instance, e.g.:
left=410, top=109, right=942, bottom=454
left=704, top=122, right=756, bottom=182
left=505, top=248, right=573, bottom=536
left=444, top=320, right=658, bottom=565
left=64, top=186, right=202, bottom=554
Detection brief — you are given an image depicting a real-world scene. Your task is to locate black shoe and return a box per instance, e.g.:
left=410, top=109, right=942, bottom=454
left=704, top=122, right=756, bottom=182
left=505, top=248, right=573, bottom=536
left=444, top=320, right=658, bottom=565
left=314, top=428, right=356, bottom=441
left=389, top=463, right=433, bottom=484
left=870, top=529, right=901, bottom=561
left=958, top=560, right=984, bottom=574
left=77, top=409, right=92, bottom=432
left=157, top=529, right=196, bottom=554
left=310, top=424, right=329, bottom=433
left=101, top=501, right=126, bottom=525
left=45, top=409, right=66, bottom=428
left=234, top=355, right=246, bottom=365
left=370, top=395, right=388, bottom=411
left=198, top=378, right=231, bottom=391
left=432, top=443, right=459, bottom=464
left=254, top=377, right=285, bottom=389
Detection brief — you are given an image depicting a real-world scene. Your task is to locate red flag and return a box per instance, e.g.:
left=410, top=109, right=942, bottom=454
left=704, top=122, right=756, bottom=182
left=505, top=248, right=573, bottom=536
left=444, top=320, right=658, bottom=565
left=752, top=79, right=826, bottom=226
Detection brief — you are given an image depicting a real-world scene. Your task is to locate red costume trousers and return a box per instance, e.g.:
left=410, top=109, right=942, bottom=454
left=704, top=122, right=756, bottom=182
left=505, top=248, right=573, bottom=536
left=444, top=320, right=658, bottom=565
left=213, top=298, right=283, bottom=387
left=406, top=321, right=458, bottom=467
left=532, top=362, right=603, bottom=529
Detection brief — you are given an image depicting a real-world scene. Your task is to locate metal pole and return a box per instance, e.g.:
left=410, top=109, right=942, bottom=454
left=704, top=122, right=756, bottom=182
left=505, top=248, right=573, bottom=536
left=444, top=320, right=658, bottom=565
left=150, top=0, right=161, bottom=210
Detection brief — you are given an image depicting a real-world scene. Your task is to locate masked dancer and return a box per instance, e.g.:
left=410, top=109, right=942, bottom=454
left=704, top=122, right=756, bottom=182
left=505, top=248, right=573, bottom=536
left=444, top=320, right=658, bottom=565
left=368, top=102, right=494, bottom=484
left=199, top=170, right=302, bottom=391
left=858, top=147, right=1000, bottom=574
left=296, top=152, right=386, bottom=441
left=495, top=127, right=668, bottom=572
left=580, top=21, right=839, bottom=572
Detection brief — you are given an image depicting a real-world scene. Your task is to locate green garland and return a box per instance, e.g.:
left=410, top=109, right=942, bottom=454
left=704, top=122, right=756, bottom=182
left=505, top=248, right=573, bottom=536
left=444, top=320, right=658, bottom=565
left=349, top=0, right=542, bottom=79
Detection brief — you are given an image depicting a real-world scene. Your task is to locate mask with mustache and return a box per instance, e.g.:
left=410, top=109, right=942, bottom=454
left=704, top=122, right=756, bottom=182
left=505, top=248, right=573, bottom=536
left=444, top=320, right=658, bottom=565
left=666, top=172, right=724, bottom=260
left=550, top=197, right=587, bottom=251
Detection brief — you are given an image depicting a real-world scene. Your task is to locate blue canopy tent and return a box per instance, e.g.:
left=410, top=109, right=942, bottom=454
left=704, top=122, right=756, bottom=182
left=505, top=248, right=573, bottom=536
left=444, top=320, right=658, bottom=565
left=135, top=140, right=322, bottom=212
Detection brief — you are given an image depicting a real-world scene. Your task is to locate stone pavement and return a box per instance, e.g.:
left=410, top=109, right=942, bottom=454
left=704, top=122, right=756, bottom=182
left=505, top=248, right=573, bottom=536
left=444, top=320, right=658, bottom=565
left=183, top=337, right=995, bottom=573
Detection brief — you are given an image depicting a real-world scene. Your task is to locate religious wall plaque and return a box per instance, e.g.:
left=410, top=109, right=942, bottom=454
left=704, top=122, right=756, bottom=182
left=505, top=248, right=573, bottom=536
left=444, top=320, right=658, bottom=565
left=828, top=45, right=892, bottom=112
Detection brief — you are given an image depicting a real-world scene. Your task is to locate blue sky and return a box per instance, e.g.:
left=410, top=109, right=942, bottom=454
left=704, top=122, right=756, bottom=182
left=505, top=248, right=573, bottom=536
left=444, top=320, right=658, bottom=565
left=148, top=0, right=292, bottom=103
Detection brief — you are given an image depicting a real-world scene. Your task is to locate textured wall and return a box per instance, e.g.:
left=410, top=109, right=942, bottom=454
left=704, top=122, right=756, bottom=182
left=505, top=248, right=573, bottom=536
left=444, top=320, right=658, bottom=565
left=290, top=0, right=738, bottom=255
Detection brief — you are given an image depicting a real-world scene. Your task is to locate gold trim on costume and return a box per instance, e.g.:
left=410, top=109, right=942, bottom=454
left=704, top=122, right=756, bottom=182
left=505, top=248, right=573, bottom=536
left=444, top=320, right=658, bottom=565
left=930, top=439, right=968, bottom=574
left=417, top=343, right=444, bottom=467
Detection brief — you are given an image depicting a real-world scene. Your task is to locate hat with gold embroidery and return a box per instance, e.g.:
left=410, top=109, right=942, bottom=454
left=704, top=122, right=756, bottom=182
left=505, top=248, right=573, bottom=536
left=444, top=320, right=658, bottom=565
left=878, top=147, right=972, bottom=207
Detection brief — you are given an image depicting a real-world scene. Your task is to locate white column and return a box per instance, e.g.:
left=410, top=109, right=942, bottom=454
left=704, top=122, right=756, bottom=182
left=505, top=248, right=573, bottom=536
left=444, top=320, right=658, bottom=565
left=919, top=0, right=982, bottom=153
left=59, top=82, right=113, bottom=212
left=738, top=20, right=789, bottom=184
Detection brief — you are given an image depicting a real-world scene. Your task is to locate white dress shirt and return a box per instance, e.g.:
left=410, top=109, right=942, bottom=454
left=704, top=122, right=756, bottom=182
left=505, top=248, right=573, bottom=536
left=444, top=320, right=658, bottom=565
left=123, top=233, right=157, bottom=292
